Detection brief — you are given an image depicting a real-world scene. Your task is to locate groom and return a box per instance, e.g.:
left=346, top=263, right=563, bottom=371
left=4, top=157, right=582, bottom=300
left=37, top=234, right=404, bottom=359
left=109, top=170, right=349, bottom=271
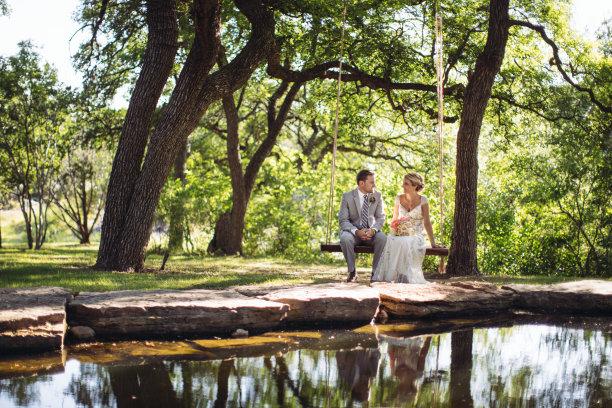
left=339, top=169, right=387, bottom=282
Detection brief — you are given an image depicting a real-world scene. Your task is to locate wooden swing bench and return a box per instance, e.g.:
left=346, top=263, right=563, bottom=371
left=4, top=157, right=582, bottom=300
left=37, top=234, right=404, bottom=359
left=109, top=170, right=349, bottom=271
left=321, top=243, right=449, bottom=274
left=320, top=2, right=449, bottom=276
left=320, top=243, right=449, bottom=256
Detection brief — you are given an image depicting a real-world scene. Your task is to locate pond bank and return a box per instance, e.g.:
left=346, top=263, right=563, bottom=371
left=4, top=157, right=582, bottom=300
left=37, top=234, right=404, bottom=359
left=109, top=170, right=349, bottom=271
left=1, top=280, right=611, bottom=354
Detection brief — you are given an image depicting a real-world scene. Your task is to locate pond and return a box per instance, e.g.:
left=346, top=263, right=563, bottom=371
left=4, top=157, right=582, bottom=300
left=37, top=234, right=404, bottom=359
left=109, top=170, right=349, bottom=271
left=1, top=316, right=610, bottom=407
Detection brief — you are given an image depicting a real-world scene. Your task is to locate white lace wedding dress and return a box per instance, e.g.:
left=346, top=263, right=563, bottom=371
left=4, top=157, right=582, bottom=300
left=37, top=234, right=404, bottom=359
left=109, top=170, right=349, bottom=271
left=372, top=195, right=430, bottom=284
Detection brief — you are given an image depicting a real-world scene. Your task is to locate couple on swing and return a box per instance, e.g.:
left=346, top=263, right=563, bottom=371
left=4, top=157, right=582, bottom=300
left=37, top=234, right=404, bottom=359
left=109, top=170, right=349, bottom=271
left=339, top=169, right=443, bottom=283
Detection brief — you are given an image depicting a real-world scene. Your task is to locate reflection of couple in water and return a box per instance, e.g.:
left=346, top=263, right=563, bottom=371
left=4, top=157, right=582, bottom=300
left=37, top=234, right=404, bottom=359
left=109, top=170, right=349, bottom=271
left=335, top=336, right=431, bottom=405
left=388, top=336, right=432, bottom=403
left=336, top=348, right=381, bottom=403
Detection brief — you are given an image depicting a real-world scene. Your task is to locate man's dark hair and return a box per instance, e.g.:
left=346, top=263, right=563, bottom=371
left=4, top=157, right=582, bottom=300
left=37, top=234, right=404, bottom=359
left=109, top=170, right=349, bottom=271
left=356, top=169, right=374, bottom=184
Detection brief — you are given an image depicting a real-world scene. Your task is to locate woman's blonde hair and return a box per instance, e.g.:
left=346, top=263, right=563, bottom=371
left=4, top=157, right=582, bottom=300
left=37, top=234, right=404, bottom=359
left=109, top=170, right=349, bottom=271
left=404, top=172, right=425, bottom=192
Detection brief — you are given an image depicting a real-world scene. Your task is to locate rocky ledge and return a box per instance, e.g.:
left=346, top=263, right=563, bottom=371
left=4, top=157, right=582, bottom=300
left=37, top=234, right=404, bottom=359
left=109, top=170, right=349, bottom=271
left=0, top=287, right=73, bottom=353
left=373, top=281, right=514, bottom=319
left=503, top=279, right=612, bottom=314
left=1, top=279, right=611, bottom=354
left=67, top=289, right=289, bottom=339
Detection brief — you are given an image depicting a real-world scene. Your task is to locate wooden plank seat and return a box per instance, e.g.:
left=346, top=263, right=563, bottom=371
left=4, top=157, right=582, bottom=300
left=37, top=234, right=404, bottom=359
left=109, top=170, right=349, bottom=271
left=321, top=243, right=449, bottom=256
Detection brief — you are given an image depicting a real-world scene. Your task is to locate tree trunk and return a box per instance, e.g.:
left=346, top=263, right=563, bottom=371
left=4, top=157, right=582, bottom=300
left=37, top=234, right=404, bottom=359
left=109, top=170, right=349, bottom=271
left=80, top=170, right=91, bottom=244
left=95, top=0, right=180, bottom=269
left=20, top=199, right=33, bottom=249
left=96, top=0, right=276, bottom=271
left=450, top=330, right=474, bottom=407
left=207, top=81, right=302, bottom=255
left=447, top=0, right=510, bottom=276
left=207, top=92, right=247, bottom=255
left=168, top=137, right=190, bottom=252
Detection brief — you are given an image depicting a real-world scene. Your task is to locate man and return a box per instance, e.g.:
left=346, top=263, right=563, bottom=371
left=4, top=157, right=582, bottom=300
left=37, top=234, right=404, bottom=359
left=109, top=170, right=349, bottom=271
left=338, top=169, right=387, bottom=282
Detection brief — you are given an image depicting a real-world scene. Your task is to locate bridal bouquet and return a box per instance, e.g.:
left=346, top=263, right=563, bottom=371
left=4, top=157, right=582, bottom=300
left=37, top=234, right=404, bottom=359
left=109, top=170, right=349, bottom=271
left=390, top=217, right=416, bottom=236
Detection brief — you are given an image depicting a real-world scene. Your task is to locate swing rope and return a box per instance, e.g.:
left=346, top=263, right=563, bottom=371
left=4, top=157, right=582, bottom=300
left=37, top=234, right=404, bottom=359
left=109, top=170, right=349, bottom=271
left=325, top=0, right=348, bottom=245
left=323, top=1, right=447, bottom=267
left=435, top=0, right=444, bottom=247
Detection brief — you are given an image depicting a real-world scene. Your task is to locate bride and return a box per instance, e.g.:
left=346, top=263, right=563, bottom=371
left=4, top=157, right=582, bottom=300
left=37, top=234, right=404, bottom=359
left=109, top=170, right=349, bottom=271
left=372, top=173, right=442, bottom=283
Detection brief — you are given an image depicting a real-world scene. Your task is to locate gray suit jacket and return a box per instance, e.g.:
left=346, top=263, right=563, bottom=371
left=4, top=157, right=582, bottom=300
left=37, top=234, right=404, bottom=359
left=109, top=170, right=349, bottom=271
left=338, top=188, right=385, bottom=233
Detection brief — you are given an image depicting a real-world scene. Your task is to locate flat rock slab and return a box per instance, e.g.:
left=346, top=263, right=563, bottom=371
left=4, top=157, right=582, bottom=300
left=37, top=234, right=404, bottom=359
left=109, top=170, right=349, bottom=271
left=67, top=289, right=289, bottom=338
left=374, top=281, right=515, bottom=318
left=0, top=287, right=73, bottom=353
left=503, top=280, right=612, bottom=314
left=250, top=283, right=380, bottom=325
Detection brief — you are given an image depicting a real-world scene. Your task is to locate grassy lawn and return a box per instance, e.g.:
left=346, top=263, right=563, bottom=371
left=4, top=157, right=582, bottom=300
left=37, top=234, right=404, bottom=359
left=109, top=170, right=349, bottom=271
left=2, top=208, right=608, bottom=292
left=0, top=242, right=351, bottom=292
left=1, top=241, right=605, bottom=293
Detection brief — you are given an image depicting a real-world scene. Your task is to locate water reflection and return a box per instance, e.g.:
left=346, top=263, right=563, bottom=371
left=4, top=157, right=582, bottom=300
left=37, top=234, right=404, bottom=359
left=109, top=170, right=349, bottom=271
left=385, top=335, right=430, bottom=404
left=0, top=319, right=611, bottom=407
left=336, top=348, right=380, bottom=403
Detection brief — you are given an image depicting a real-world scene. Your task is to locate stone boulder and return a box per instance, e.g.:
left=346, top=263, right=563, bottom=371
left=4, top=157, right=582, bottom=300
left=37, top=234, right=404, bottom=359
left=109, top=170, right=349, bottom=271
left=0, top=286, right=73, bottom=353
left=503, top=279, right=612, bottom=314
left=374, top=281, right=515, bottom=319
left=67, top=288, right=289, bottom=339
left=252, top=283, right=380, bottom=325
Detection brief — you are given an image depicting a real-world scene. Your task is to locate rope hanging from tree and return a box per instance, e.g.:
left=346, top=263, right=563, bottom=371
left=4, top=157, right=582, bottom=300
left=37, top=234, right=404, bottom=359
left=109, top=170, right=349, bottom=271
left=323, top=1, right=447, bottom=268
left=435, top=0, right=445, bottom=247
left=325, top=0, right=348, bottom=245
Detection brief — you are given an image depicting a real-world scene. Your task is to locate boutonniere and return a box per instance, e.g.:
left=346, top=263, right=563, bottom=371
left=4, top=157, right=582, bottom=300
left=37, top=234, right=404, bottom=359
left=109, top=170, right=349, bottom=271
left=369, top=195, right=376, bottom=203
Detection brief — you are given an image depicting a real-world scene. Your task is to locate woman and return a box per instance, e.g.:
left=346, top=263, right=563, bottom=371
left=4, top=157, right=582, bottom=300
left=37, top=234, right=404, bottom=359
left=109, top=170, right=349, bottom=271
left=372, top=172, right=441, bottom=283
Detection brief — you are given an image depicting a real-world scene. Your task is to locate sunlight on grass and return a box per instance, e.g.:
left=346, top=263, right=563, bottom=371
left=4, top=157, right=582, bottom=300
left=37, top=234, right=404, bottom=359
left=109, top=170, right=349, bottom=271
left=0, top=242, right=348, bottom=292
left=1, top=242, right=608, bottom=293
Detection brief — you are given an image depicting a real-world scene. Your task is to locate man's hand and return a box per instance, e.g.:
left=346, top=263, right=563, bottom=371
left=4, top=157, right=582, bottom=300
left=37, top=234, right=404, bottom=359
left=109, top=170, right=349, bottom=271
left=356, top=228, right=374, bottom=240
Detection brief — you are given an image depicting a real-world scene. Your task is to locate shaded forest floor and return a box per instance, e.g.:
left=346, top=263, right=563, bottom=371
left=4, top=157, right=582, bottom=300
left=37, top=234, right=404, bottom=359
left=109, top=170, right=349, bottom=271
left=1, top=243, right=607, bottom=293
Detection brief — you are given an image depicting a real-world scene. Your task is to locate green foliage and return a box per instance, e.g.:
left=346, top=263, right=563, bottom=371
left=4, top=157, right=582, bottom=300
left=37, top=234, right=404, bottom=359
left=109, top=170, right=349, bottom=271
left=53, top=147, right=112, bottom=244
left=74, top=0, right=148, bottom=102
left=478, top=82, right=611, bottom=277
left=61, top=0, right=612, bottom=278
left=0, top=0, right=9, bottom=16
left=156, top=126, right=232, bottom=252
left=242, top=154, right=329, bottom=260
left=0, top=42, right=73, bottom=249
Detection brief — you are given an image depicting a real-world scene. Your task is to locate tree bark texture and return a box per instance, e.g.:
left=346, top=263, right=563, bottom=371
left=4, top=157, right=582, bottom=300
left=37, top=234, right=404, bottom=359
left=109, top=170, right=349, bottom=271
left=97, top=0, right=276, bottom=271
left=95, top=0, right=179, bottom=269
left=207, top=81, right=302, bottom=255
left=208, top=93, right=246, bottom=255
left=447, top=0, right=510, bottom=276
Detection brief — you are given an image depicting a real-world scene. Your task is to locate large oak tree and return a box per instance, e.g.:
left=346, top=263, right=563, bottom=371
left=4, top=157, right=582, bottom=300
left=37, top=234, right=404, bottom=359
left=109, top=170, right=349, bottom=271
left=81, top=0, right=609, bottom=273
left=92, top=0, right=276, bottom=271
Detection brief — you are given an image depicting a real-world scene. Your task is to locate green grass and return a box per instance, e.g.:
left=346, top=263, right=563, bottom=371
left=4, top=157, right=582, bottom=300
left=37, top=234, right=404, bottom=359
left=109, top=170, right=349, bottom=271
left=0, top=242, right=351, bottom=292
left=1, top=242, right=608, bottom=293
left=2, top=210, right=609, bottom=292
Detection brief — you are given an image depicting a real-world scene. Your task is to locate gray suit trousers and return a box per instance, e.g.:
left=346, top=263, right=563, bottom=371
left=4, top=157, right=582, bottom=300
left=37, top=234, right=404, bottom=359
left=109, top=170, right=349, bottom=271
left=340, top=231, right=387, bottom=275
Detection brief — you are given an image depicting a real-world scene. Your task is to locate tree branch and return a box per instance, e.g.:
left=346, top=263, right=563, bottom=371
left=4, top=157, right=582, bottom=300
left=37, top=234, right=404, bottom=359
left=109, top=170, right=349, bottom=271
left=491, top=93, right=575, bottom=122
left=267, top=55, right=464, bottom=95
left=509, top=19, right=612, bottom=114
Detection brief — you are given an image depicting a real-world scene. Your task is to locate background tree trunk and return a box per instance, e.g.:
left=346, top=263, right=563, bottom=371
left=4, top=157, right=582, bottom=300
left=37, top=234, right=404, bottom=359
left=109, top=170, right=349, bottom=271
left=19, top=200, right=33, bottom=249
left=207, top=81, right=302, bottom=255
left=168, top=137, right=190, bottom=252
left=448, top=0, right=511, bottom=276
left=207, top=92, right=247, bottom=255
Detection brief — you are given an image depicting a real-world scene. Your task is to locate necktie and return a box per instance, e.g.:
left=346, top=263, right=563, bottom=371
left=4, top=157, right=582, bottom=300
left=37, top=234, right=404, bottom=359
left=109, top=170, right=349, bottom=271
left=360, top=194, right=370, bottom=229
